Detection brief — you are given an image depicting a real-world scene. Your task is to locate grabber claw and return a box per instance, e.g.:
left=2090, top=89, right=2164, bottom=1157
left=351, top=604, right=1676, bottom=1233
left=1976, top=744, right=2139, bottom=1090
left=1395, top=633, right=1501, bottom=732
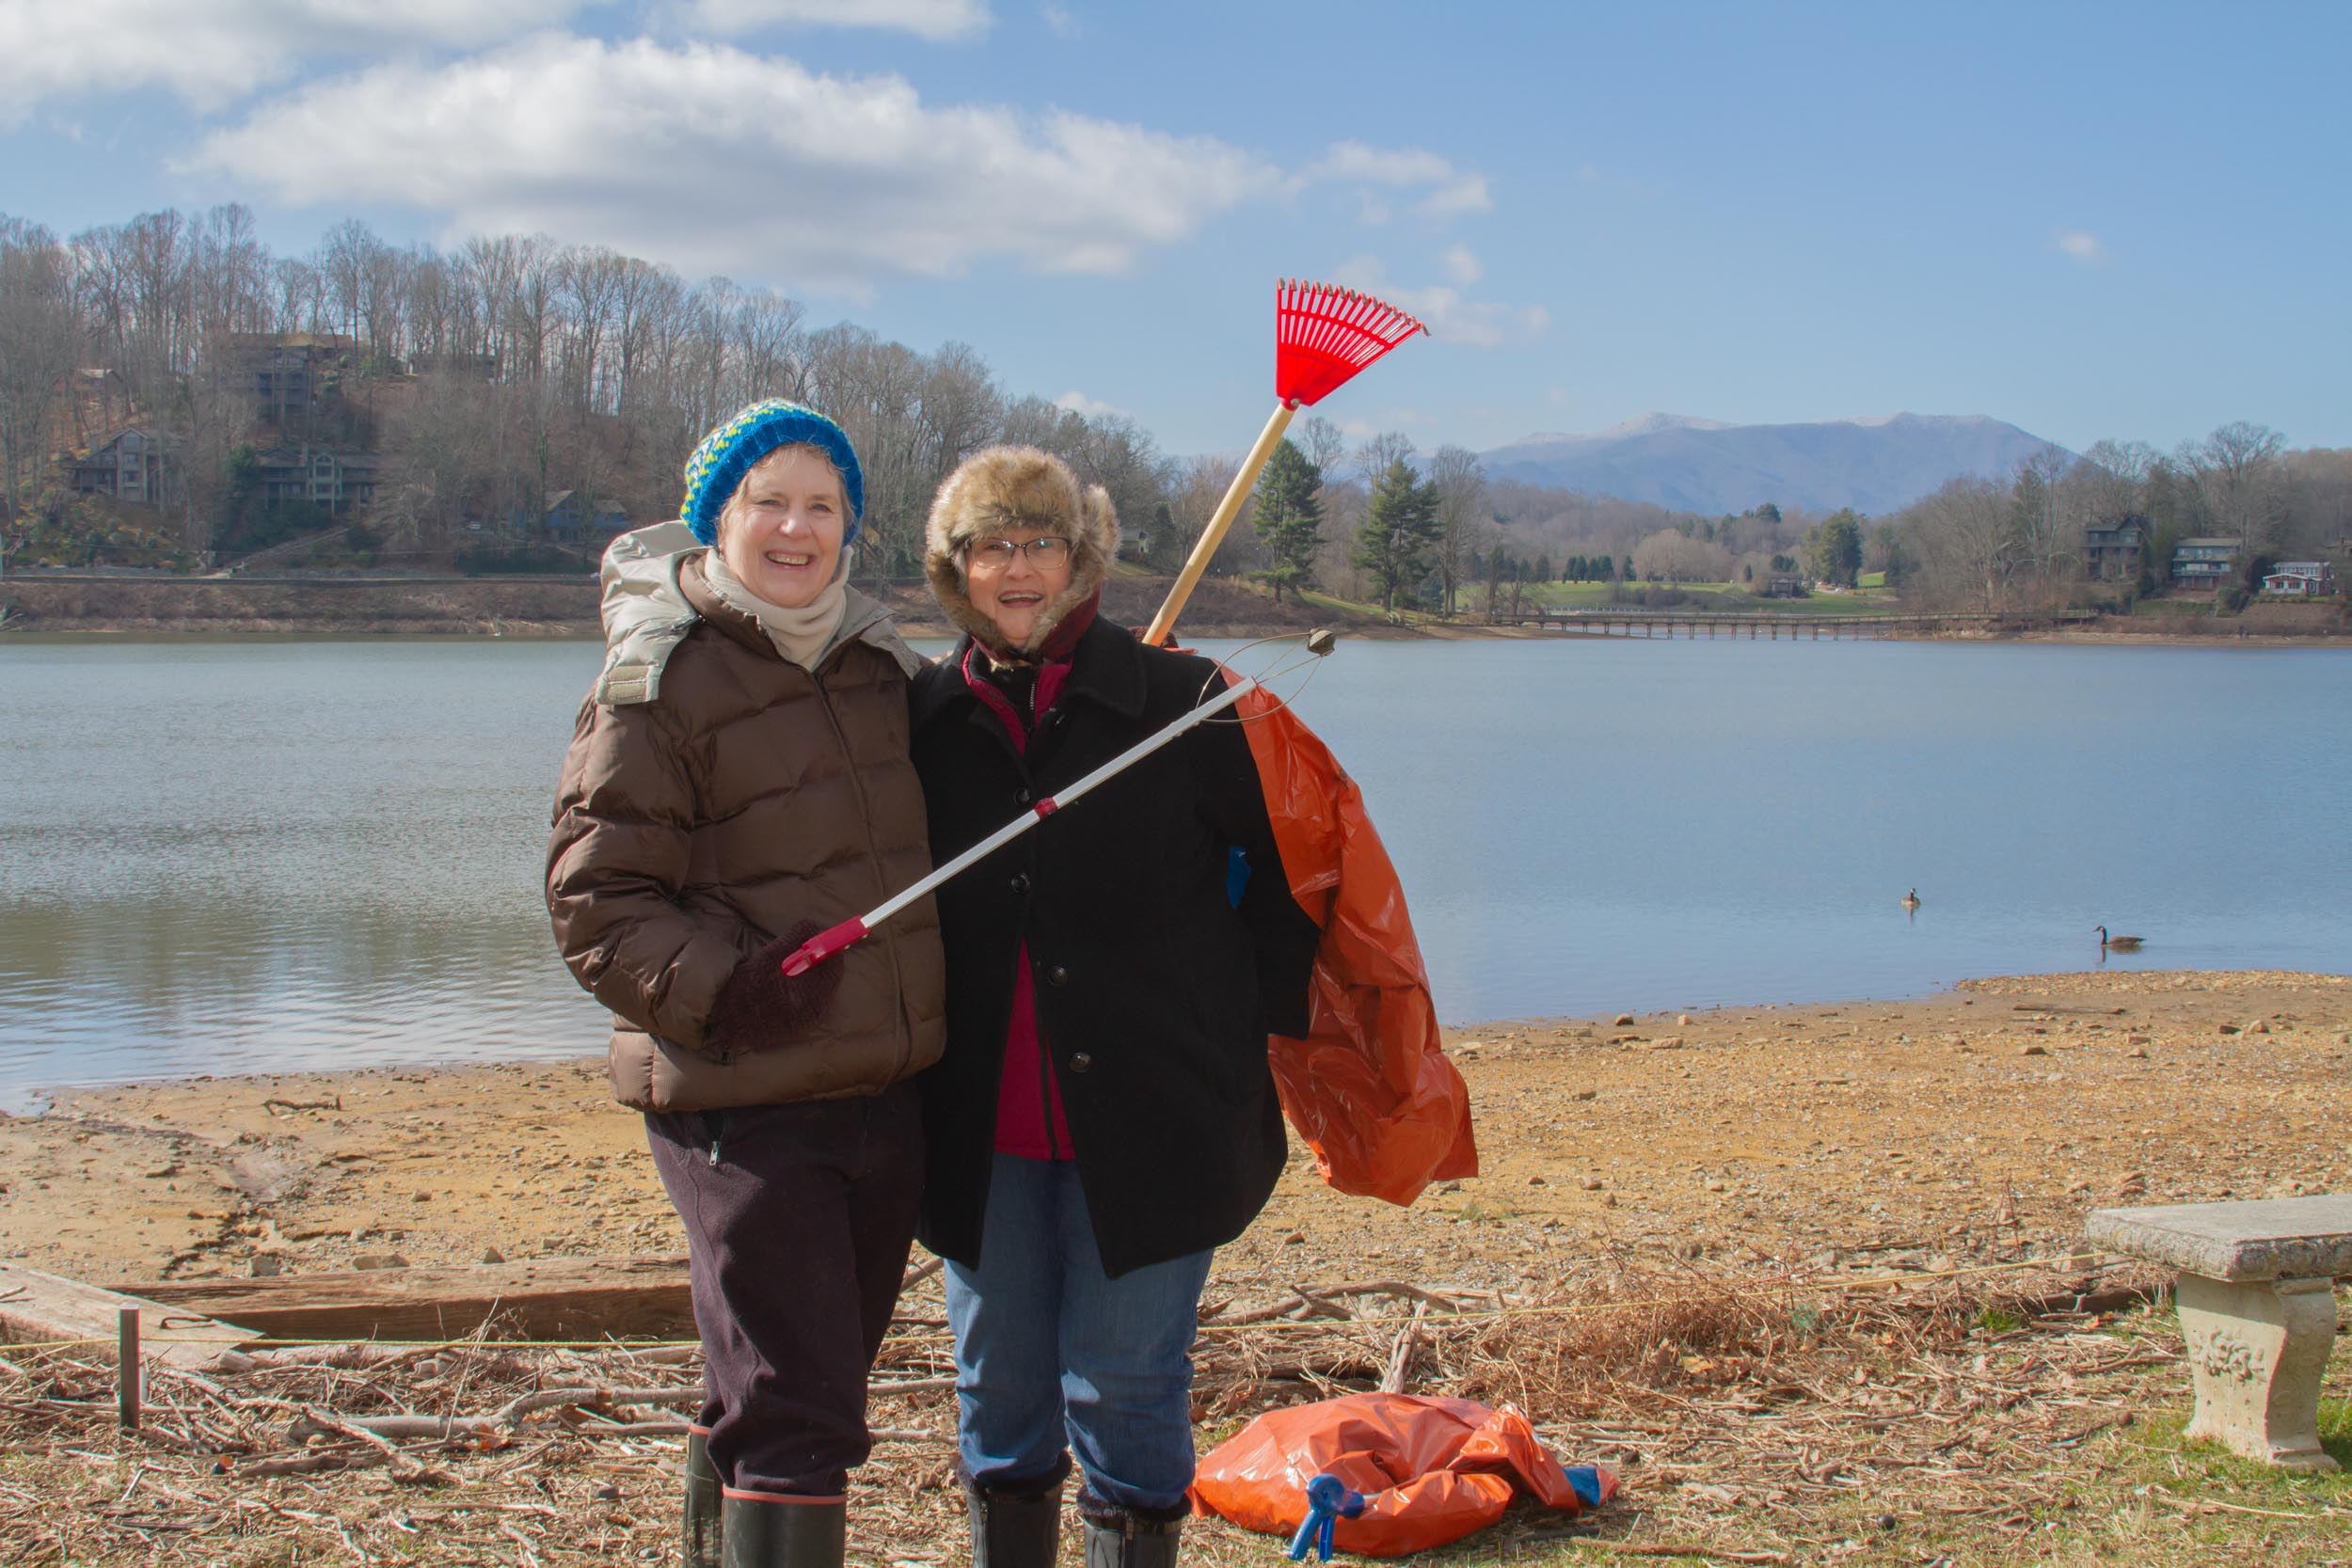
left=780, top=916, right=868, bottom=976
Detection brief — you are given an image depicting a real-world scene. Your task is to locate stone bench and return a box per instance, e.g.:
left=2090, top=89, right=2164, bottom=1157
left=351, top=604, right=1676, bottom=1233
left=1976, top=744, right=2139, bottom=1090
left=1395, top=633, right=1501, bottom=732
left=2086, top=1195, right=2350, bottom=1472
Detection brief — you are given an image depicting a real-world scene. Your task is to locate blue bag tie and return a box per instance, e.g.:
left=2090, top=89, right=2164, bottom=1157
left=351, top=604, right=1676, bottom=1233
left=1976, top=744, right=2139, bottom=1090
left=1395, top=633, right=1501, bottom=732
left=1285, top=1473, right=1365, bottom=1561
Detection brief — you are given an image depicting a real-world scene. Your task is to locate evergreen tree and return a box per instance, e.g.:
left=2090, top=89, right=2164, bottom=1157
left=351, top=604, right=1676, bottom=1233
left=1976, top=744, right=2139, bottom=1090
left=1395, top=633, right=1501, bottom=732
left=1249, top=436, right=1322, bottom=604
left=1351, top=457, right=1438, bottom=612
left=1806, top=508, right=1865, bottom=587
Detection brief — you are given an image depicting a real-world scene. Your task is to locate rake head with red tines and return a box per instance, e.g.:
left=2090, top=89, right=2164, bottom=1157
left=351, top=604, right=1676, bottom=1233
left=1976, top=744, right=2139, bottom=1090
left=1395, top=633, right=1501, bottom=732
left=1275, top=279, right=1428, bottom=408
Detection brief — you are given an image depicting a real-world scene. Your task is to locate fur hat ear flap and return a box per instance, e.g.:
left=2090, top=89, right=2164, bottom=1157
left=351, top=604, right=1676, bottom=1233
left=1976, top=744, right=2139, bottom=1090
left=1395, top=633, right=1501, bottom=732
left=1078, top=483, right=1119, bottom=564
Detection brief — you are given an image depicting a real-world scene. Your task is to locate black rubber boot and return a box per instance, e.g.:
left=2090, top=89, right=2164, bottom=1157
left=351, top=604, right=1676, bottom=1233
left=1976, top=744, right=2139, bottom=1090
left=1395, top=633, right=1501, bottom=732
left=720, top=1494, right=846, bottom=1568
left=964, top=1460, right=1068, bottom=1568
left=682, top=1428, right=723, bottom=1568
left=1079, top=1509, right=1181, bottom=1568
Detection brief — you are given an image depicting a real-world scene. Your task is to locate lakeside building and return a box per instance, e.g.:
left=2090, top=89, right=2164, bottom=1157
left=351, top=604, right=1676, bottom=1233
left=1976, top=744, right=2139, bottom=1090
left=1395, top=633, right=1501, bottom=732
left=2082, top=517, right=2146, bottom=582
left=69, top=427, right=182, bottom=506
left=538, top=490, right=631, bottom=540
left=2170, top=537, right=2244, bottom=591
left=2261, top=562, right=2337, bottom=597
left=254, top=445, right=385, bottom=513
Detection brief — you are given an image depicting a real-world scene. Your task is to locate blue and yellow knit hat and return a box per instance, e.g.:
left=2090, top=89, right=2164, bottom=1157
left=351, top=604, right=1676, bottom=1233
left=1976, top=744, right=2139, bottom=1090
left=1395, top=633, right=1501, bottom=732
left=680, top=400, right=865, bottom=547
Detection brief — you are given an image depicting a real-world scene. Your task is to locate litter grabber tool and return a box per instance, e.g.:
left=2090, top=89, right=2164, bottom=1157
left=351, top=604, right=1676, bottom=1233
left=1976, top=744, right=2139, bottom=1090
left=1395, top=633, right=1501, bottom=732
left=1142, top=280, right=1426, bottom=649
left=778, top=630, right=1339, bottom=978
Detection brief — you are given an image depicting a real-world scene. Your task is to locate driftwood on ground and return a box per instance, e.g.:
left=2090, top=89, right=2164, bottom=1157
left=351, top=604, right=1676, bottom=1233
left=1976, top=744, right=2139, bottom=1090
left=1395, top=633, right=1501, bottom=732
left=0, top=1263, right=256, bottom=1370
left=111, top=1255, right=694, bottom=1343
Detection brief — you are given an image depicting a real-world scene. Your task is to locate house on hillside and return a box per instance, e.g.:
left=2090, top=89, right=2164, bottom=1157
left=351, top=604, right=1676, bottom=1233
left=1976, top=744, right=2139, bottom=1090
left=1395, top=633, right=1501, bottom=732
left=226, top=333, right=359, bottom=421
left=2261, top=562, right=2336, bottom=597
left=2170, top=537, right=2243, bottom=591
left=539, top=490, right=630, bottom=540
left=410, top=351, right=501, bottom=381
left=1762, top=573, right=1805, bottom=598
left=254, top=446, right=384, bottom=513
left=2082, top=516, right=2146, bottom=582
left=69, top=427, right=182, bottom=506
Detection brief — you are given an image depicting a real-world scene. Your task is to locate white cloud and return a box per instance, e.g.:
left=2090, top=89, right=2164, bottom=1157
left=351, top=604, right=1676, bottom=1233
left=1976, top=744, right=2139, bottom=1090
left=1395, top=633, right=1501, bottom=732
left=1331, top=257, right=1546, bottom=351
left=1054, top=390, right=1124, bottom=420
left=1040, top=4, right=1079, bottom=38
left=188, top=36, right=1280, bottom=289
left=2055, top=230, right=2104, bottom=264
left=684, top=0, right=991, bottom=40
left=0, top=0, right=581, bottom=121
left=1308, top=141, right=1492, bottom=220
left=1439, top=245, right=1483, bottom=286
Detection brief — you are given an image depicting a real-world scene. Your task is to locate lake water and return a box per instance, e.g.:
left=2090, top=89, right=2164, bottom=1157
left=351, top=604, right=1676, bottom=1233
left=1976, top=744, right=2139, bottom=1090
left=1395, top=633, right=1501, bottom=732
left=2, top=634, right=2346, bottom=1108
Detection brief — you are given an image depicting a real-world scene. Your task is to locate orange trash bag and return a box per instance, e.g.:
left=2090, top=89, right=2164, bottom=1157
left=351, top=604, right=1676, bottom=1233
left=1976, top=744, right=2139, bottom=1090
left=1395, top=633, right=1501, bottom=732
left=1191, top=1393, right=1615, bottom=1558
left=1231, top=678, right=1477, bottom=1205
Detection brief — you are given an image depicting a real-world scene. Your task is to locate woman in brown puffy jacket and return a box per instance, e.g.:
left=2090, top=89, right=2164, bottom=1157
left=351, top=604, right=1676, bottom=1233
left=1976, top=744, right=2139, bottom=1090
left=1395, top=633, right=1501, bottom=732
left=548, top=401, right=945, bottom=1568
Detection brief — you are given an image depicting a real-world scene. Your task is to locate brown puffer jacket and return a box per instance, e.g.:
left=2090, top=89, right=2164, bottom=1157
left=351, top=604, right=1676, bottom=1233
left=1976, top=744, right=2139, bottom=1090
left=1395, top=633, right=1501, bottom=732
left=548, top=554, right=946, bottom=1114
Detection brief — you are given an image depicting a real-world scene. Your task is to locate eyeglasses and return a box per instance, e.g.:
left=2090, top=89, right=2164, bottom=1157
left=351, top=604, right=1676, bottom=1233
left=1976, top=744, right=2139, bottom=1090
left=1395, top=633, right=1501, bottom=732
left=967, top=536, right=1073, bottom=567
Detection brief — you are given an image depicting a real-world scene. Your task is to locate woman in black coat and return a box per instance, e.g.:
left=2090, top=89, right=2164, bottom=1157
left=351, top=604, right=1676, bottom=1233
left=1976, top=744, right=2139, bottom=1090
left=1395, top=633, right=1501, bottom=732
left=910, top=447, right=1319, bottom=1568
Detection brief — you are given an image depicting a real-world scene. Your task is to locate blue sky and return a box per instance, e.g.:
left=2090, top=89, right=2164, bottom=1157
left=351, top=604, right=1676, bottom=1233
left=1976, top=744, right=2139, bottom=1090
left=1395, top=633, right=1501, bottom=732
left=3, top=1, right=2344, bottom=459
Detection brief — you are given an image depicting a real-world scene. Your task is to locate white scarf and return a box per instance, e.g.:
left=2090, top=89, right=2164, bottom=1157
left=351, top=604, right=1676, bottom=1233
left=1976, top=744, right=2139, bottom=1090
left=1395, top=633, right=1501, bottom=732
left=699, top=547, right=850, bottom=672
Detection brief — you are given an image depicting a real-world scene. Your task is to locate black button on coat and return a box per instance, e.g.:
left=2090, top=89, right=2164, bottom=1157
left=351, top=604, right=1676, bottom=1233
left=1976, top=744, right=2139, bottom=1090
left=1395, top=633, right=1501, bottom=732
left=909, top=620, right=1321, bottom=1277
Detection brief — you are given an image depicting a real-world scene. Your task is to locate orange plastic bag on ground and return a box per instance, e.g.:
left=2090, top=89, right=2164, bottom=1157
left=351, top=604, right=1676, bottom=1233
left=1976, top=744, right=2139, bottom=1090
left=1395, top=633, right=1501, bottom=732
left=1191, top=1393, right=1615, bottom=1558
left=1233, top=680, right=1477, bottom=1205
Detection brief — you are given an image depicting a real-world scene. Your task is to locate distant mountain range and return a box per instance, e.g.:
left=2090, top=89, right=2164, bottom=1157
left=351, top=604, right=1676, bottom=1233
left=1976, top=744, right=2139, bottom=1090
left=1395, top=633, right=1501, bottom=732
left=1480, top=412, right=2071, bottom=516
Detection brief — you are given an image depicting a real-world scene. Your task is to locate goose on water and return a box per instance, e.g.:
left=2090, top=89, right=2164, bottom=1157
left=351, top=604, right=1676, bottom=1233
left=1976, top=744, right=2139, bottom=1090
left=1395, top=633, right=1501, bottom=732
left=1901, top=888, right=1921, bottom=909
left=2095, top=926, right=2144, bottom=952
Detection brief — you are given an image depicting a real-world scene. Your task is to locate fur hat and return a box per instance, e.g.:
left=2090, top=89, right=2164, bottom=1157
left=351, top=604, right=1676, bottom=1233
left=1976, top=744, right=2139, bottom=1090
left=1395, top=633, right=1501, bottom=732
left=680, top=400, right=864, bottom=547
left=926, top=446, right=1119, bottom=661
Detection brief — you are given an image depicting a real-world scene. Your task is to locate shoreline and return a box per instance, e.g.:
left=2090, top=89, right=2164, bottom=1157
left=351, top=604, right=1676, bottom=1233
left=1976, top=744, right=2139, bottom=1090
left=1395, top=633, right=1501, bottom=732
left=8, top=621, right=2346, bottom=648
left=4, top=968, right=2343, bottom=1291
left=6, top=572, right=2342, bottom=642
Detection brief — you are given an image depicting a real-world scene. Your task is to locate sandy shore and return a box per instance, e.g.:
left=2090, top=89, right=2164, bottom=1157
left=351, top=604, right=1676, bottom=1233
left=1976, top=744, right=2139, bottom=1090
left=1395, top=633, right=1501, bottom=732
left=5, top=969, right=2344, bottom=1291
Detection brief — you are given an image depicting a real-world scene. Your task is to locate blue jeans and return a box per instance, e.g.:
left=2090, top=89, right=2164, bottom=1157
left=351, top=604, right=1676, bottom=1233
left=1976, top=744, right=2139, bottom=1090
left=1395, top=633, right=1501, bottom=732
left=945, top=1154, right=1215, bottom=1516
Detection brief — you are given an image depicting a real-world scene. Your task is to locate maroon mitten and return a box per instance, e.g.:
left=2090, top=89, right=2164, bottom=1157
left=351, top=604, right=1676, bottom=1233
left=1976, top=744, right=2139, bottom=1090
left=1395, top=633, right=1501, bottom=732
left=704, top=920, right=843, bottom=1054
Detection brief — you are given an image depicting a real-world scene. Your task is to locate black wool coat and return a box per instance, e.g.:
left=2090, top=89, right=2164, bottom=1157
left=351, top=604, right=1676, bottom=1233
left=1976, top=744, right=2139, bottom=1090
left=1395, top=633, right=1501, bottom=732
left=908, top=620, right=1321, bottom=1277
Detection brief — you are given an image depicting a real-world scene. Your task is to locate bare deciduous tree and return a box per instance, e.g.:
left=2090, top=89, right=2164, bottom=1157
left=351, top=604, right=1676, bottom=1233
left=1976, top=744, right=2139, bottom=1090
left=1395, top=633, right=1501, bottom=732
left=1425, top=444, right=1485, bottom=613
left=1630, top=528, right=1733, bottom=583
left=1354, top=430, right=1414, bottom=483
left=0, top=219, right=85, bottom=519
left=2183, top=420, right=2287, bottom=554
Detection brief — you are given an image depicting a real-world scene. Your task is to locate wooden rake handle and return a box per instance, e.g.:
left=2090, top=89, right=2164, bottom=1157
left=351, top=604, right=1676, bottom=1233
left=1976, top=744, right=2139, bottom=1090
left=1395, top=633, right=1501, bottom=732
left=1142, top=402, right=1297, bottom=647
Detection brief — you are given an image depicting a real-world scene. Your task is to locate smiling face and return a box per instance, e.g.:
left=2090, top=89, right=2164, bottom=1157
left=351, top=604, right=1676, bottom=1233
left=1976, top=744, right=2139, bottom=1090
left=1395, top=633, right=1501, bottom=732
left=963, top=528, right=1075, bottom=648
left=714, top=445, right=847, bottom=610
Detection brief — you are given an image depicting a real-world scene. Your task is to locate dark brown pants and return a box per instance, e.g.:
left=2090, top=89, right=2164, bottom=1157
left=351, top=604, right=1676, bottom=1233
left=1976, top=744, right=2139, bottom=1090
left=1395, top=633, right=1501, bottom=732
left=646, top=1085, right=923, bottom=1498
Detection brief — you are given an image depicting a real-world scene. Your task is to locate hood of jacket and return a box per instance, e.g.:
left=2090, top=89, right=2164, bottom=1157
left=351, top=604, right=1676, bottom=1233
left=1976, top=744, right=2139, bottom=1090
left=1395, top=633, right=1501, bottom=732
left=924, top=446, right=1118, bottom=665
left=593, top=520, right=917, bottom=705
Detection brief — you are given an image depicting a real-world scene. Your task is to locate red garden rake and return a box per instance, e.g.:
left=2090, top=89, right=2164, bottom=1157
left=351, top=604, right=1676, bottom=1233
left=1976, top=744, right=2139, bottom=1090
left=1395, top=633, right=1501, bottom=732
left=1141, top=279, right=1426, bottom=647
